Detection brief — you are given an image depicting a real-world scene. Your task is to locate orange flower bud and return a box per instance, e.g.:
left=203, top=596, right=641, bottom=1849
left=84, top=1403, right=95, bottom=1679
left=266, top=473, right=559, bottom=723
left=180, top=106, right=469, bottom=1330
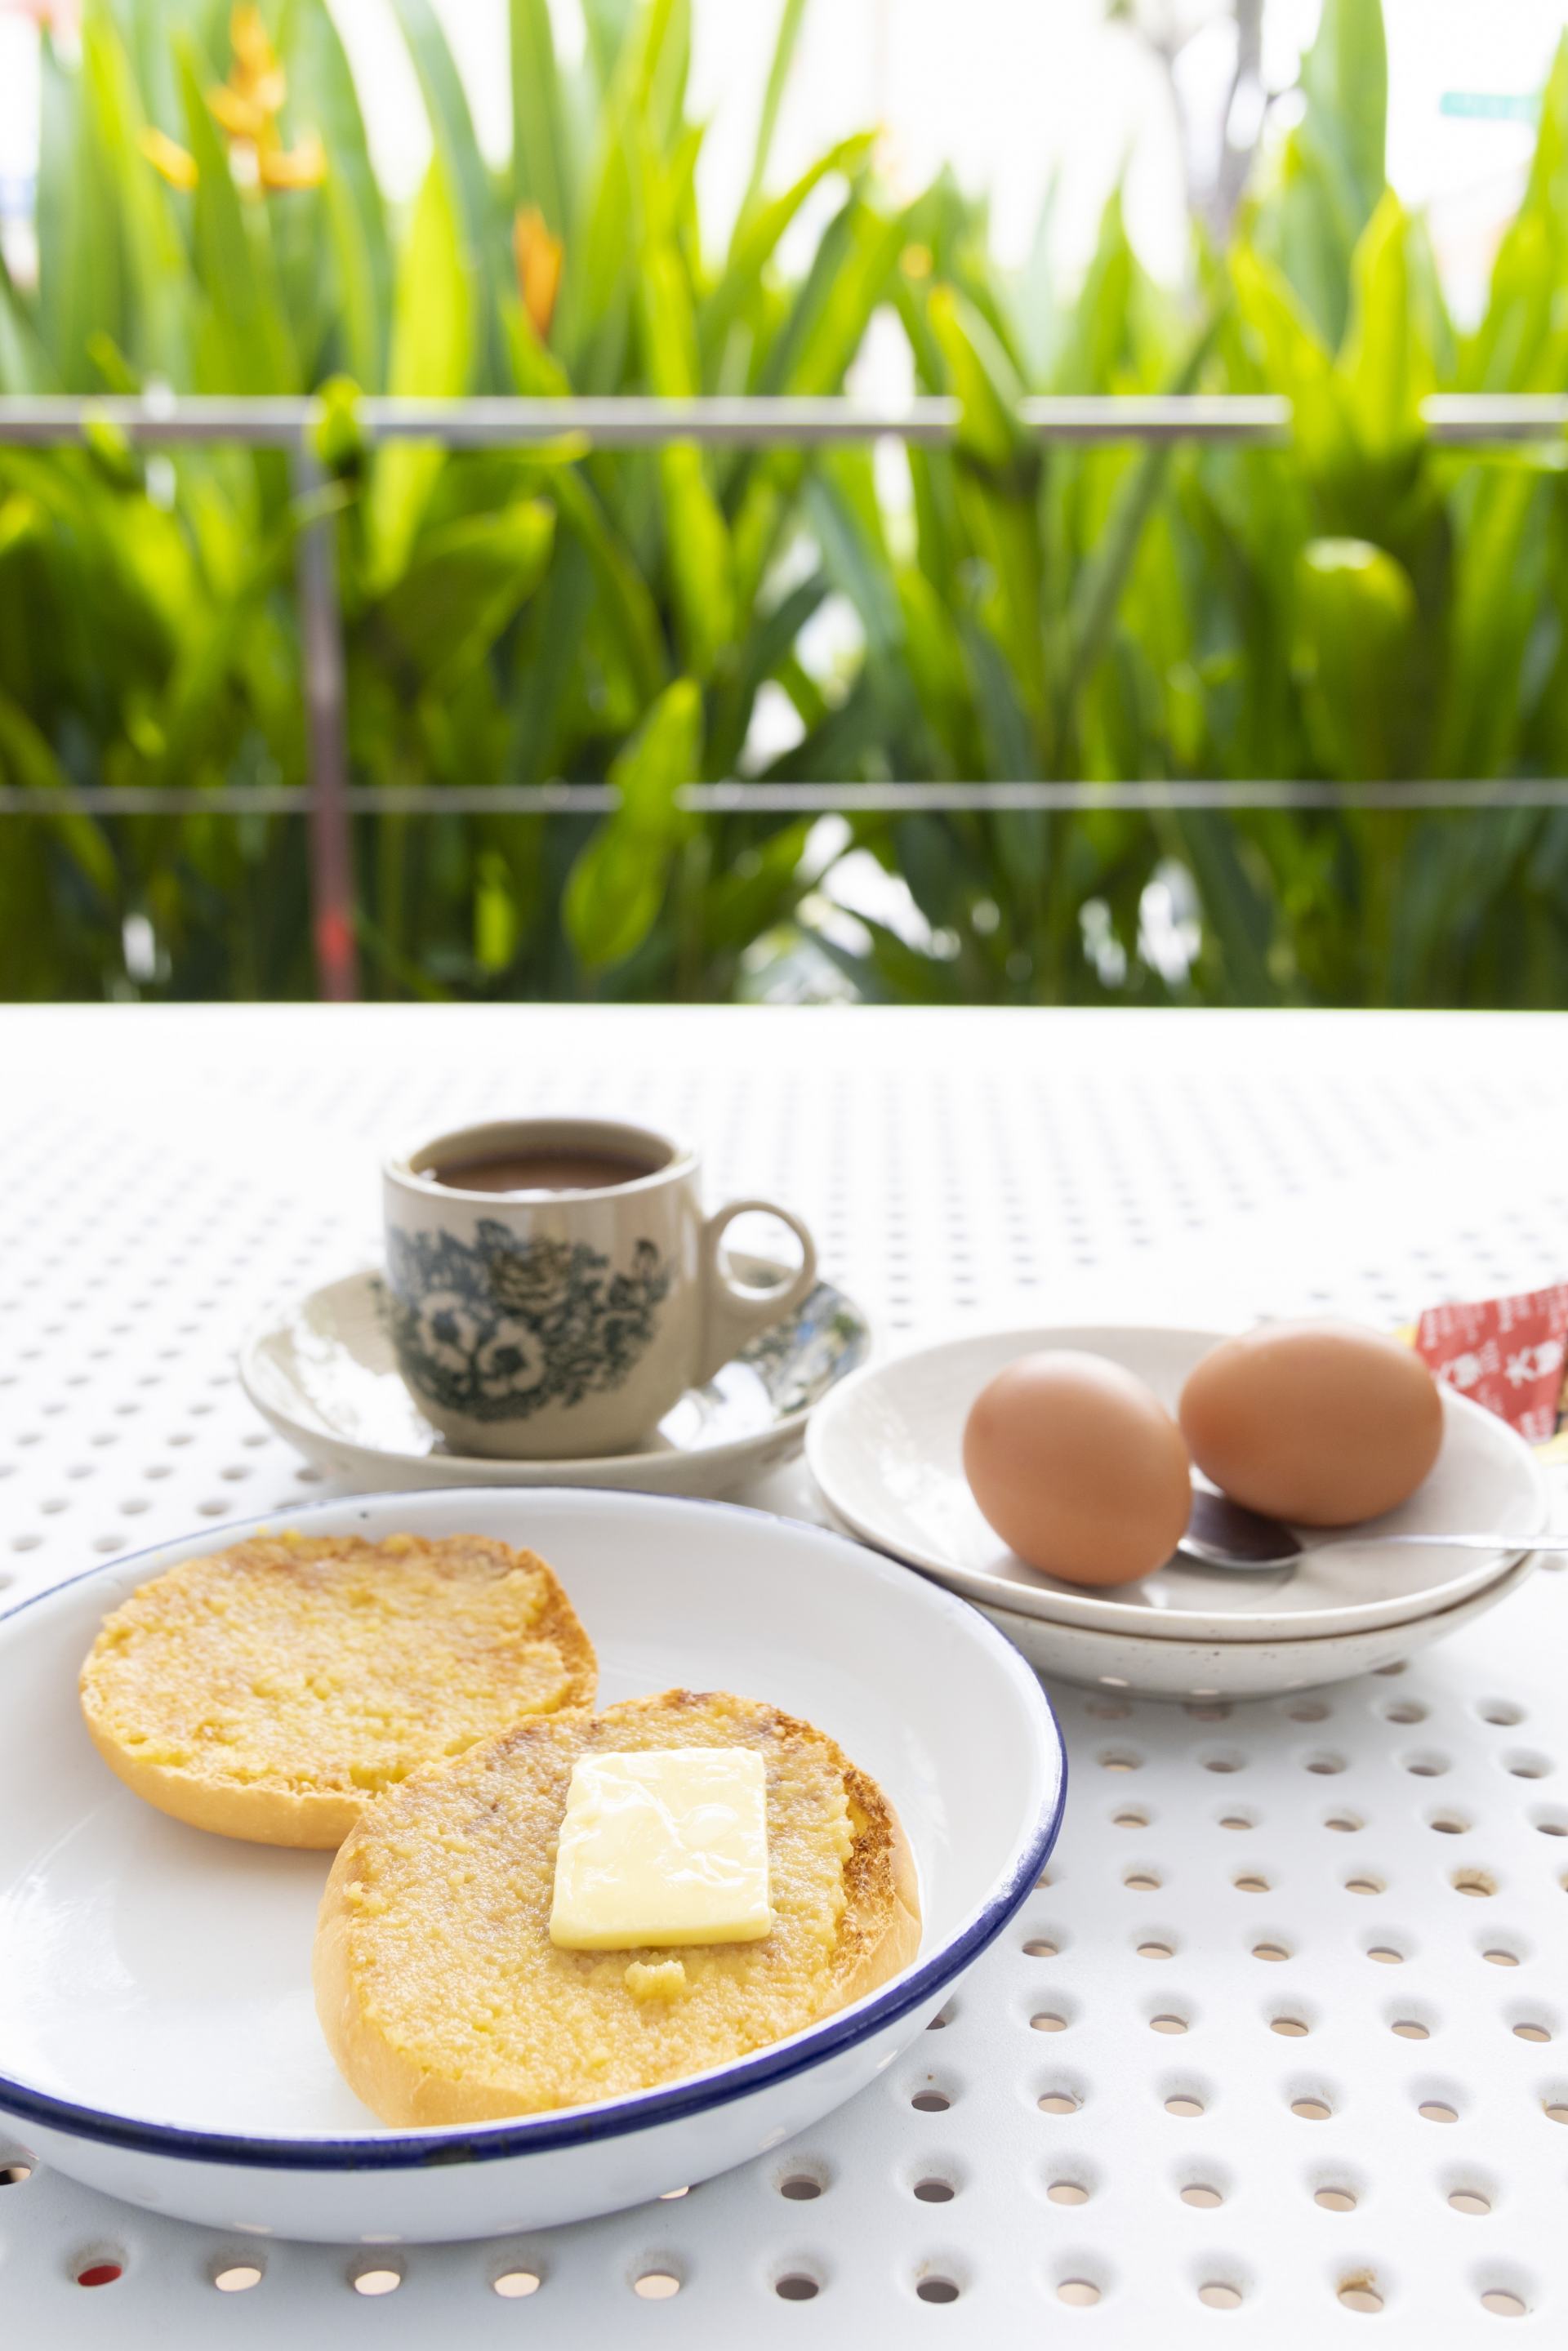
left=514, top=204, right=564, bottom=342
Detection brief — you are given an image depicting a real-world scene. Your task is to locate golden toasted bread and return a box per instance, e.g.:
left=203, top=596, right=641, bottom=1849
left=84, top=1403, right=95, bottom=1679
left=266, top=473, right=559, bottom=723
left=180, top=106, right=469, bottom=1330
left=314, top=1688, right=922, bottom=2123
left=79, top=1531, right=595, bottom=1849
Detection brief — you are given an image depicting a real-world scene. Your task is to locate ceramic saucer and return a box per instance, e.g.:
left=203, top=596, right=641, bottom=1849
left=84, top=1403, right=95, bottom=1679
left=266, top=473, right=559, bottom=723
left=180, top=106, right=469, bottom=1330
left=806, top=1324, right=1547, bottom=1643
left=241, top=1261, right=871, bottom=1497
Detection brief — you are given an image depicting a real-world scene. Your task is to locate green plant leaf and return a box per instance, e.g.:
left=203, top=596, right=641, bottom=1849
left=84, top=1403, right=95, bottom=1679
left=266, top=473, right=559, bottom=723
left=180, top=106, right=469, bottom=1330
left=81, top=8, right=189, bottom=384
left=634, top=145, right=735, bottom=674
left=736, top=0, right=810, bottom=227
left=565, top=676, right=702, bottom=968
left=704, top=132, right=875, bottom=367
left=176, top=38, right=298, bottom=394
left=926, top=283, right=1047, bottom=744
left=581, top=0, right=640, bottom=94
left=285, top=0, right=393, bottom=388
left=1060, top=314, right=1219, bottom=746
left=0, top=262, right=54, bottom=395
left=510, top=0, right=573, bottom=238
left=0, top=688, right=118, bottom=899
left=1339, top=193, right=1433, bottom=460
left=1266, top=0, right=1388, bottom=346
left=377, top=501, right=555, bottom=687
left=756, top=190, right=904, bottom=397
left=37, top=30, right=125, bottom=387
left=547, top=468, right=667, bottom=706
left=804, top=452, right=903, bottom=664
left=153, top=492, right=314, bottom=785
left=929, top=282, right=1026, bottom=471
left=1298, top=0, right=1387, bottom=222
left=706, top=568, right=828, bottom=777
left=1172, top=812, right=1279, bottom=1003
left=657, top=443, right=735, bottom=678
left=366, top=153, right=474, bottom=589
left=387, top=0, right=503, bottom=383
left=1433, top=469, right=1546, bottom=779
left=1461, top=39, right=1568, bottom=392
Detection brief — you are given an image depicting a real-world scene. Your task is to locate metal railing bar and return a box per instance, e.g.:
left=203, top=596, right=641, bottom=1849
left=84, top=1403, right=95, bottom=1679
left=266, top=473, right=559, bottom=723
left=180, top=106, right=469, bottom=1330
left=6, top=780, right=1568, bottom=816
left=686, top=779, right=1568, bottom=813
left=1422, top=393, right=1568, bottom=441
left=0, top=392, right=1563, bottom=446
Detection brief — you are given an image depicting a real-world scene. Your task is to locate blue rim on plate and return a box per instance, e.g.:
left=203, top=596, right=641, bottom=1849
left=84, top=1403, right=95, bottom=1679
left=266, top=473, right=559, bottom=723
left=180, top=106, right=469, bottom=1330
left=0, top=1489, right=1067, bottom=2173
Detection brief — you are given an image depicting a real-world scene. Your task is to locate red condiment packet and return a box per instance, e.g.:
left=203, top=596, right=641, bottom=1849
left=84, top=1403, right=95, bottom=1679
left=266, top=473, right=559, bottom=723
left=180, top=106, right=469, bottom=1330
left=1414, top=1283, right=1568, bottom=1448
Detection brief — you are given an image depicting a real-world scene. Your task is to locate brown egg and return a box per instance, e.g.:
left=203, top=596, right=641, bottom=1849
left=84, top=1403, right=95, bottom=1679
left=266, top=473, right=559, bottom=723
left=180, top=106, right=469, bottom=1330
left=1179, top=1320, right=1444, bottom=1528
left=962, top=1351, right=1193, bottom=1587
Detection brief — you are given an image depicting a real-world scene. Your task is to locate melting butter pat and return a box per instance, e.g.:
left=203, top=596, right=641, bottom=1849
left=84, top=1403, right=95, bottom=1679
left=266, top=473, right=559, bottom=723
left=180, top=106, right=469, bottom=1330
left=549, top=1748, right=772, bottom=1949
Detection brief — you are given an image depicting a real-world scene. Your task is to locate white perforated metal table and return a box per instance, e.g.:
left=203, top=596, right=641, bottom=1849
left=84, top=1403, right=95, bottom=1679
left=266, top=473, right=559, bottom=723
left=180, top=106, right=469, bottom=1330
left=2, top=1005, right=1567, bottom=2344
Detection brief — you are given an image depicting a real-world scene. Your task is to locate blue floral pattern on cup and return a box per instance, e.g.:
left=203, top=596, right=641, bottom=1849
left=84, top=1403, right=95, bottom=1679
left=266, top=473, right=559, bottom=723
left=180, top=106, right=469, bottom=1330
left=385, top=1218, right=671, bottom=1424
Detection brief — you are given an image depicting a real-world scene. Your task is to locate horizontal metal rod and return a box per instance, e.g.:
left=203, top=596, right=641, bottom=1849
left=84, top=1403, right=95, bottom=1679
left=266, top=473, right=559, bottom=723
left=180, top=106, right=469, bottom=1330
left=7, top=780, right=1568, bottom=816
left=0, top=392, right=1563, bottom=447
left=690, top=779, right=1568, bottom=813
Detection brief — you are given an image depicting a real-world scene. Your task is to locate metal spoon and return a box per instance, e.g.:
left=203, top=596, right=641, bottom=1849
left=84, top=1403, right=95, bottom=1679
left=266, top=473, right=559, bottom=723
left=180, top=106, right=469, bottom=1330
left=1178, top=1486, right=1556, bottom=1576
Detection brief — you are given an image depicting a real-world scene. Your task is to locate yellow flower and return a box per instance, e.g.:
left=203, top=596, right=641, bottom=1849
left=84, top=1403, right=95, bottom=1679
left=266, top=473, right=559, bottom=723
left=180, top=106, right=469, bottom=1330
left=258, top=133, right=326, bottom=191
left=513, top=205, right=564, bottom=342
left=202, top=3, right=323, bottom=192
left=140, top=127, right=198, bottom=191
left=207, top=81, right=273, bottom=145
left=229, top=4, right=278, bottom=87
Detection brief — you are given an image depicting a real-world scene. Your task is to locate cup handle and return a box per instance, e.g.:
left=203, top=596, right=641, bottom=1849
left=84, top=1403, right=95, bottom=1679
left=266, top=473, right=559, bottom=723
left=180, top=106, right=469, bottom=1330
left=697, top=1200, right=818, bottom=1383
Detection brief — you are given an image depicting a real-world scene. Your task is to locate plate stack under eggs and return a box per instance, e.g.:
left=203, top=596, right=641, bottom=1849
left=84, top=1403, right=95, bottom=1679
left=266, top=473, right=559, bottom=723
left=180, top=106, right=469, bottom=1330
left=807, top=1322, right=1549, bottom=1700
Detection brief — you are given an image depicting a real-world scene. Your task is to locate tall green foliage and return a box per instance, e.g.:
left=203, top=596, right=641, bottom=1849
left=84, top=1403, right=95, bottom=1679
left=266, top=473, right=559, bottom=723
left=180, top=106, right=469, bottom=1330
left=2, top=0, right=1566, bottom=1008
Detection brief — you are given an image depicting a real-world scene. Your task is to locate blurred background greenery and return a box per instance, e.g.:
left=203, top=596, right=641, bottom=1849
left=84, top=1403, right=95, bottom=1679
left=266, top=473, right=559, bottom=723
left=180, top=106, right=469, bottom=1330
left=1, top=0, right=1566, bottom=1007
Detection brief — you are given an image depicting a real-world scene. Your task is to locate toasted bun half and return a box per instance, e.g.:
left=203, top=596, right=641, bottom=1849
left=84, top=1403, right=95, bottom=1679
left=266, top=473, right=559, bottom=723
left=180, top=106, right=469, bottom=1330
left=79, top=1530, right=596, bottom=1848
left=314, top=1688, right=922, bottom=2123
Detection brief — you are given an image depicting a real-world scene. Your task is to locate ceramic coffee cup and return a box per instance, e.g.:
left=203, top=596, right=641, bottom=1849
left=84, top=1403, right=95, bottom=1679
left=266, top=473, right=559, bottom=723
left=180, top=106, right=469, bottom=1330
left=382, top=1117, right=818, bottom=1460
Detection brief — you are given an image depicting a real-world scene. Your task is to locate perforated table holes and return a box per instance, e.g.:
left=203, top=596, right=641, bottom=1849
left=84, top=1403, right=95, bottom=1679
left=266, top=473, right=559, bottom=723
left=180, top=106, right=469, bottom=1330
left=1056, top=2278, right=1101, bottom=2307
left=350, top=2267, right=400, bottom=2298
left=632, top=2270, right=681, bottom=2300
left=775, top=2272, right=821, bottom=2300
left=491, top=2269, right=541, bottom=2298
left=211, top=2262, right=263, bottom=2294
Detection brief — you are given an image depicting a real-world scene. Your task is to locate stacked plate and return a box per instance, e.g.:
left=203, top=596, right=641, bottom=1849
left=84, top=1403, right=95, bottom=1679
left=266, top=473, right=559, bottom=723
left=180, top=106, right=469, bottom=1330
left=806, top=1325, right=1549, bottom=1699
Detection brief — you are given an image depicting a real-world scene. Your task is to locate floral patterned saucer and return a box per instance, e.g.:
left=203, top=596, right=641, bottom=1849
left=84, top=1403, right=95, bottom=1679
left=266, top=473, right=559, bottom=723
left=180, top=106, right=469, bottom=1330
left=238, top=1261, right=871, bottom=1497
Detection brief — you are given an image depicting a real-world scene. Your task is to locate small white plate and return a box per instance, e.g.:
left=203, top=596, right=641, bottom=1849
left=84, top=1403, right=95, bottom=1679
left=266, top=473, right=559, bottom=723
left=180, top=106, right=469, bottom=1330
left=806, top=1324, right=1548, bottom=1644
left=240, top=1262, right=871, bottom=1496
left=0, top=1488, right=1062, bottom=2244
left=973, top=1555, right=1536, bottom=1700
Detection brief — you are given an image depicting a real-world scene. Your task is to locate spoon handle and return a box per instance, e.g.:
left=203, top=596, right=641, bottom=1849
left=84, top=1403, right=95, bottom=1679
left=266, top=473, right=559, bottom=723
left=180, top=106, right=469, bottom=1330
left=1177, top=1531, right=1564, bottom=1575
left=1321, top=1532, right=1566, bottom=1555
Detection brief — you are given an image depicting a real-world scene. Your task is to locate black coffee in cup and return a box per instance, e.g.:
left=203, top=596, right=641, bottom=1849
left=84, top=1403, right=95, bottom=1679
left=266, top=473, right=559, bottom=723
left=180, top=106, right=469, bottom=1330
left=426, top=1147, right=660, bottom=1195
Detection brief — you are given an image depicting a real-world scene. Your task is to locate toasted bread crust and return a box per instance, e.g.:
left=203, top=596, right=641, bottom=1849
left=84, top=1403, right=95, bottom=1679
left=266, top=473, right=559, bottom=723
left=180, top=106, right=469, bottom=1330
left=80, top=1532, right=596, bottom=1849
left=314, top=1689, right=923, bottom=2124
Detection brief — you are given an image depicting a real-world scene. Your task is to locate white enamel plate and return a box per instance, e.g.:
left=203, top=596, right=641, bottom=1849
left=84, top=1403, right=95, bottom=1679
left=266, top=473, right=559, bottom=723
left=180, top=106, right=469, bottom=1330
left=239, top=1262, right=871, bottom=1496
left=806, top=1325, right=1548, bottom=1644
left=0, top=1489, right=1063, bottom=2244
